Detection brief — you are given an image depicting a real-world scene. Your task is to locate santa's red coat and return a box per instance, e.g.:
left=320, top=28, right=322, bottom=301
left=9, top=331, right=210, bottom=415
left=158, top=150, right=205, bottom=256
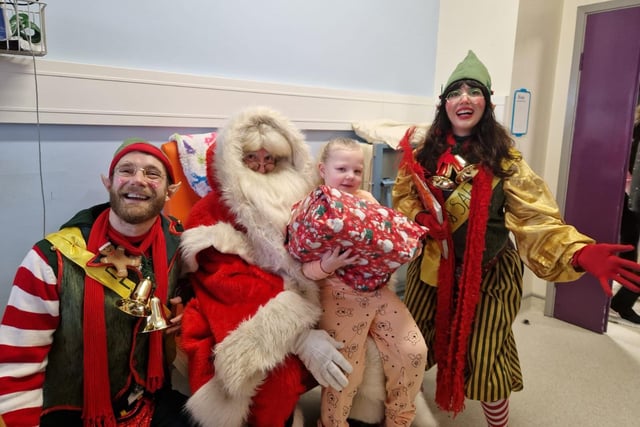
left=179, top=107, right=321, bottom=427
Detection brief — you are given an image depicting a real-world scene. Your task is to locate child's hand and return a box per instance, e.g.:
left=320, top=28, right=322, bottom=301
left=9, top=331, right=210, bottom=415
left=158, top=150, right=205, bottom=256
left=320, top=247, right=359, bottom=274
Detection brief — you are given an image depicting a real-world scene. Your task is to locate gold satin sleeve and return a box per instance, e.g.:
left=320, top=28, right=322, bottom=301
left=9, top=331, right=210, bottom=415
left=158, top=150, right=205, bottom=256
left=504, top=157, right=594, bottom=282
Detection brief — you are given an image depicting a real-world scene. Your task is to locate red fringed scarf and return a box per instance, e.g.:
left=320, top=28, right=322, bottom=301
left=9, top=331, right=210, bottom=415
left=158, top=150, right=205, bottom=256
left=434, top=164, right=492, bottom=415
left=82, top=209, right=168, bottom=427
left=398, top=128, right=494, bottom=415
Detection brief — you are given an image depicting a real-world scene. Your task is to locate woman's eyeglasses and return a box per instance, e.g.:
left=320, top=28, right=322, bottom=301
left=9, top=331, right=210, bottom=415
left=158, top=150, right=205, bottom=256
left=445, top=87, right=484, bottom=102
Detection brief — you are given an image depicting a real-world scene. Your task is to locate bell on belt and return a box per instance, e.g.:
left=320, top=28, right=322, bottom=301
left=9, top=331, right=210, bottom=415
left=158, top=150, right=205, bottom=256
left=116, top=276, right=153, bottom=317
left=141, top=296, right=170, bottom=333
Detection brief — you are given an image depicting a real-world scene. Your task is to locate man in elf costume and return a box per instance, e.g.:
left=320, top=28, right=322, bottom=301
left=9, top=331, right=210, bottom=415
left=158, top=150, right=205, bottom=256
left=0, top=139, right=193, bottom=426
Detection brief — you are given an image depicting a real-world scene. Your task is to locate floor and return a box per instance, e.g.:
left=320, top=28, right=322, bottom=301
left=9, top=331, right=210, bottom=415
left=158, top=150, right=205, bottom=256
left=299, top=295, right=640, bottom=426
left=171, top=293, right=640, bottom=426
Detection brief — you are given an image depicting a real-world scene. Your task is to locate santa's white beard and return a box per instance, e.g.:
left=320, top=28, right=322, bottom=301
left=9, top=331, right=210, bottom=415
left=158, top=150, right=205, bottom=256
left=233, top=166, right=314, bottom=275
left=238, top=166, right=313, bottom=233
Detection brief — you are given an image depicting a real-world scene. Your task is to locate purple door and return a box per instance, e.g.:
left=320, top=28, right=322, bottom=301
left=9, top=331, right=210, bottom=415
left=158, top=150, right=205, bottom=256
left=554, top=6, right=640, bottom=333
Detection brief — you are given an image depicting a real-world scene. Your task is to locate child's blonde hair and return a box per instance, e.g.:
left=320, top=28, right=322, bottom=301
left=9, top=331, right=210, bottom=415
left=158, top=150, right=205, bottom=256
left=318, top=137, right=362, bottom=164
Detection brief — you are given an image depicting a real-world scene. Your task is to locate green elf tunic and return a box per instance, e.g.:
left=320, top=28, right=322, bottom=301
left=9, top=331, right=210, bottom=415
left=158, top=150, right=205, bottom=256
left=38, top=203, right=182, bottom=421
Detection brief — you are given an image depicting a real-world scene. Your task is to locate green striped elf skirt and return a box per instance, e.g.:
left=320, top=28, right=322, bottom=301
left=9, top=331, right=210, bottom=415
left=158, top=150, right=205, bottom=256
left=404, top=247, right=524, bottom=402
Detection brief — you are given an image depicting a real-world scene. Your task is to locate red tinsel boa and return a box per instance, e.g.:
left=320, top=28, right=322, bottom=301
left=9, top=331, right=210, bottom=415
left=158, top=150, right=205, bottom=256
left=435, top=165, right=492, bottom=415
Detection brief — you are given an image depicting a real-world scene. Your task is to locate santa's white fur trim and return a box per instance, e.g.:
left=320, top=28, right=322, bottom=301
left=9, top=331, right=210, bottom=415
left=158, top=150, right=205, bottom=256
left=215, top=106, right=311, bottom=179
left=180, top=223, right=254, bottom=272
left=412, top=392, right=439, bottom=427
left=292, top=404, right=304, bottom=427
left=349, top=338, right=438, bottom=426
left=349, top=338, right=386, bottom=423
left=185, top=375, right=254, bottom=427
left=213, top=289, right=321, bottom=397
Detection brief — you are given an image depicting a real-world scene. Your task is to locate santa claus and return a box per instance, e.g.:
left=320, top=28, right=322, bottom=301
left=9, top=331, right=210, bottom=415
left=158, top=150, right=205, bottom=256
left=179, top=106, right=436, bottom=427
left=178, top=106, right=353, bottom=427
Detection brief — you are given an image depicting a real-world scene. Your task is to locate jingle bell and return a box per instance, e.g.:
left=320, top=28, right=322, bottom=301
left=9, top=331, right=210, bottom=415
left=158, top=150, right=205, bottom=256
left=141, top=296, right=170, bottom=333
left=116, top=276, right=153, bottom=317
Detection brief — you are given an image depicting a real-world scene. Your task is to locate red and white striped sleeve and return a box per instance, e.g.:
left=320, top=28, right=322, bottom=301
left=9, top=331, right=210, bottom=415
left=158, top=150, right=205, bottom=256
left=0, top=246, right=60, bottom=426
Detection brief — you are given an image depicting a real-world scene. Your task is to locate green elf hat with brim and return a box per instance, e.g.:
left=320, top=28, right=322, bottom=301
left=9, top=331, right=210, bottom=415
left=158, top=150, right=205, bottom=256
left=109, top=137, right=176, bottom=183
left=443, top=50, right=492, bottom=93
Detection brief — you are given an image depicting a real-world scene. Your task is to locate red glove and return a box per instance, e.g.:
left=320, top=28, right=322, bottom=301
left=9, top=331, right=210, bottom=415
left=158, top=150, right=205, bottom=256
left=572, top=243, right=640, bottom=296
left=415, top=211, right=448, bottom=240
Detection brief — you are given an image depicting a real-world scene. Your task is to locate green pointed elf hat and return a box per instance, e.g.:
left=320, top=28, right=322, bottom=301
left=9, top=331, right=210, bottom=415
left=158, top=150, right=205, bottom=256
left=444, top=50, right=492, bottom=93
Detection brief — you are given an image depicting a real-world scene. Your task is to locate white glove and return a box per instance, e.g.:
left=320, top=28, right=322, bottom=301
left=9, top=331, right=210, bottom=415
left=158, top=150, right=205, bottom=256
left=293, top=329, right=353, bottom=391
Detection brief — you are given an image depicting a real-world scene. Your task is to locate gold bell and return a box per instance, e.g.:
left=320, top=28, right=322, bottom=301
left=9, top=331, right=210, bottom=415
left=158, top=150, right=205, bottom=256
left=456, top=164, right=479, bottom=183
left=431, top=175, right=456, bottom=190
left=116, top=277, right=154, bottom=317
left=141, top=296, right=170, bottom=333
left=453, top=155, right=479, bottom=184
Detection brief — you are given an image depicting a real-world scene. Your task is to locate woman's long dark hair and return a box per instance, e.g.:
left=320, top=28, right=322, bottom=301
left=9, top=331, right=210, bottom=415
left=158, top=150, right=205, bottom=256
left=416, top=79, right=517, bottom=178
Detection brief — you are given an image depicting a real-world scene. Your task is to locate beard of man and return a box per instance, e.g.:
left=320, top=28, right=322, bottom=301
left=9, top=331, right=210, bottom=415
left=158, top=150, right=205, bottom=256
left=234, top=162, right=313, bottom=274
left=108, top=184, right=167, bottom=224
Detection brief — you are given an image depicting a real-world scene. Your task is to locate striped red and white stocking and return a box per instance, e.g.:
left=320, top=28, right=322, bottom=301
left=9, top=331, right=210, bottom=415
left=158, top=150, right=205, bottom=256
left=480, top=399, right=509, bottom=427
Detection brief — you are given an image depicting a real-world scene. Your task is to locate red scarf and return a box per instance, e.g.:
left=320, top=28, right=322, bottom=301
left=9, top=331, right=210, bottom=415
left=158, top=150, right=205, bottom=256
left=82, top=209, right=168, bottom=427
left=398, top=128, right=493, bottom=415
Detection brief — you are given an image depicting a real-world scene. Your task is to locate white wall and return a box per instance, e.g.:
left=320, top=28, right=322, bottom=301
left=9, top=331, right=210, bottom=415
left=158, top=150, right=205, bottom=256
left=509, top=0, right=565, bottom=298
left=1, top=0, right=632, bottom=309
left=0, top=59, right=435, bottom=129
left=0, top=0, right=441, bottom=309
left=434, top=0, right=520, bottom=98
left=43, top=0, right=440, bottom=96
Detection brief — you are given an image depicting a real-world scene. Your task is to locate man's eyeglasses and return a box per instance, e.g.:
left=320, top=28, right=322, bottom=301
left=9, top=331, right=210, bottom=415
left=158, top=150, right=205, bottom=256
left=114, top=164, right=165, bottom=182
left=242, top=152, right=277, bottom=172
left=445, top=87, right=484, bottom=102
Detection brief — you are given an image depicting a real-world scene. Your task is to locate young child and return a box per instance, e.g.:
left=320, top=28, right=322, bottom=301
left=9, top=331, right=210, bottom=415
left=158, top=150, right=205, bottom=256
left=301, top=137, right=428, bottom=427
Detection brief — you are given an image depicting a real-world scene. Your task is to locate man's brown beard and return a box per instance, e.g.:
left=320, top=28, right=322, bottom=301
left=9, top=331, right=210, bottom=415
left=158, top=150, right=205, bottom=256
left=109, top=188, right=166, bottom=224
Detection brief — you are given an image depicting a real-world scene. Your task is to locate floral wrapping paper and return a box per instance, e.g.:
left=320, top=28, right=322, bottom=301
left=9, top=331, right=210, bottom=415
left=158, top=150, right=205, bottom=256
left=287, top=185, right=428, bottom=290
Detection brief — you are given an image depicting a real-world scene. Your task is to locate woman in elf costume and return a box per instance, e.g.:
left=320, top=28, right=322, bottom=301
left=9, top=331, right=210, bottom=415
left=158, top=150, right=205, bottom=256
left=393, top=50, right=640, bottom=427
